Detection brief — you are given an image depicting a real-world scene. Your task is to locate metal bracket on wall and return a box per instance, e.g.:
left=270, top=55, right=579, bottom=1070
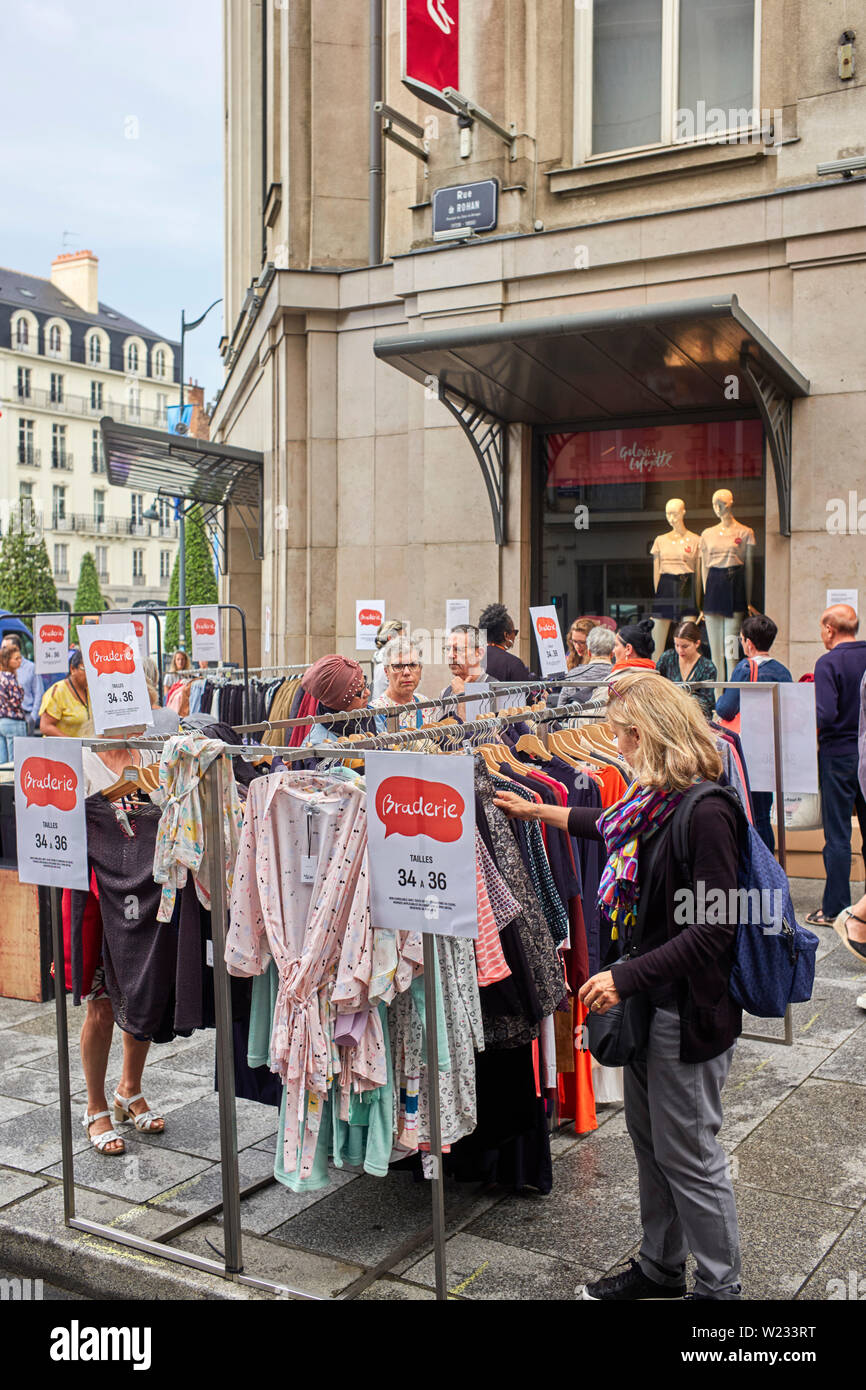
left=741, top=353, right=793, bottom=538
left=437, top=382, right=507, bottom=545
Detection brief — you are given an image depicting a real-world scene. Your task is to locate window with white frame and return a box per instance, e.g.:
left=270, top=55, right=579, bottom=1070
left=160, top=549, right=171, bottom=580
left=88, top=333, right=102, bottom=364
left=14, top=317, right=29, bottom=347
left=51, top=424, right=68, bottom=467
left=48, top=324, right=62, bottom=352
left=91, top=429, right=105, bottom=473
left=577, top=0, right=760, bottom=161
left=19, top=481, right=34, bottom=527
left=93, top=489, right=105, bottom=522
left=127, top=342, right=139, bottom=373
left=91, top=380, right=103, bottom=411
left=18, top=419, right=35, bottom=465
left=50, top=372, right=64, bottom=404
left=133, top=549, right=145, bottom=579
left=130, top=493, right=144, bottom=525
left=52, top=485, right=67, bottom=522
left=95, top=545, right=108, bottom=577
left=54, top=543, right=68, bottom=576
left=17, top=367, right=31, bottom=399
left=154, top=348, right=166, bottom=378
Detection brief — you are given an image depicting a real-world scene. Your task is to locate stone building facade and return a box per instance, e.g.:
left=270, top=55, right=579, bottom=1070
left=213, top=0, right=866, bottom=682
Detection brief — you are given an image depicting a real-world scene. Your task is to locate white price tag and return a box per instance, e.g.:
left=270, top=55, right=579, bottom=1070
left=365, top=751, right=477, bottom=938
left=33, top=612, right=69, bottom=676
left=301, top=856, right=317, bottom=884
left=355, top=599, right=384, bottom=651
left=530, top=605, right=568, bottom=677
left=191, top=605, right=222, bottom=664
left=78, top=625, right=154, bottom=735
left=100, top=610, right=150, bottom=659
left=13, top=738, right=89, bottom=890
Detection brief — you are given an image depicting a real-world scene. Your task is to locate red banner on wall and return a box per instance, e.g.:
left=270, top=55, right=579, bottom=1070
left=402, top=0, right=459, bottom=112
left=546, top=420, right=764, bottom=489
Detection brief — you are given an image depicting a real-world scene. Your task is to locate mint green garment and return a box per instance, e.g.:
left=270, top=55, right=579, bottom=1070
left=248, top=967, right=395, bottom=1192
left=409, top=957, right=451, bottom=1072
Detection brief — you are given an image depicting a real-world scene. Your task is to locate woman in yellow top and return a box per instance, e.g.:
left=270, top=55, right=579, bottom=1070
left=39, top=650, right=91, bottom=736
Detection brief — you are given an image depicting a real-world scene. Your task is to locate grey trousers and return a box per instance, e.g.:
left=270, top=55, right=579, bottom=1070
left=624, top=1004, right=742, bottom=1300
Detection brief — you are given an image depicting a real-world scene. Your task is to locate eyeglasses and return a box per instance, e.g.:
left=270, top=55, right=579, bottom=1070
left=389, top=662, right=420, bottom=672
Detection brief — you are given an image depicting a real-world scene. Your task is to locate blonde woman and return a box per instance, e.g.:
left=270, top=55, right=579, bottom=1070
left=495, top=669, right=742, bottom=1301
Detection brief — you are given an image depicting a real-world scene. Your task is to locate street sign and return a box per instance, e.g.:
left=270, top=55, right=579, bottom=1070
left=366, top=750, right=477, bottom=938
left=432, top=179, right=498, bottom=235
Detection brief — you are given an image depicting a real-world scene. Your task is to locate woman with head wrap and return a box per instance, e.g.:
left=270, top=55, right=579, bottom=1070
left=300, top=655, right=371, bottom=746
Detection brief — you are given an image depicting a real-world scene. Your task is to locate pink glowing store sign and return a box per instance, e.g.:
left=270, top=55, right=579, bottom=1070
left=545, top=421, right=763, bottom=490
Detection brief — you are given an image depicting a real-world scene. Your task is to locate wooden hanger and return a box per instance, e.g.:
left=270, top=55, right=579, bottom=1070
left=515, top=732, right=552, bottom=762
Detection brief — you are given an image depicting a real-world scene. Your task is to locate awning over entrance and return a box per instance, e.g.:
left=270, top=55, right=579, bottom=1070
left=373, top=295, right=809, bottom=539
left=99, top=416, right=264, bottom=558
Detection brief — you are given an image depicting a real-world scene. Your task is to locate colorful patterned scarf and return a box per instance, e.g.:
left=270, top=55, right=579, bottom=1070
left=596, top=783, right=685, bottom=942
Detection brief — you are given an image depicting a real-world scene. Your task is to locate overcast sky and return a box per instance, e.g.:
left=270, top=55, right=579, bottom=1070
left=0, top=0, right=224, bottom=402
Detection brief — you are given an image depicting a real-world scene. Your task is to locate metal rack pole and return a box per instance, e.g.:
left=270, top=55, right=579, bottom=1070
left=202, top=756, right=243, bottom=1276
left=422, top=933, right=448, bottom=1302
left=48, top=885, right=76, bottom=1224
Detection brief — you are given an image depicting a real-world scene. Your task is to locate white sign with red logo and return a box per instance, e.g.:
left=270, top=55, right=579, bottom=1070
left=100, top=609, right=150, bottom=659
left=355, top=599, right=384, bottom=651
left=402, top=0, right=459, bottom=113
left=78, top=625, right=153, bottom=735
left=530, top=605, right=568, bottom=678
left=13, top=737, right=88, bottom=890
left=34, top=612, right=69, bottom=676
left=365, top=750, right=477, bottom=938
left=191, top=605, right=222, bottom=665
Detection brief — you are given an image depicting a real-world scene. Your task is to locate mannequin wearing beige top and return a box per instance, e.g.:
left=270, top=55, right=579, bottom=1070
left=650, top=498, right=702, bottom=659
left=700, top=489, right=756, bottom=679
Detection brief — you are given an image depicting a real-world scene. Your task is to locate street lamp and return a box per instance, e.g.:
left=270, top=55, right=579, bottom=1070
left=170, top=298, right=222, bottom=649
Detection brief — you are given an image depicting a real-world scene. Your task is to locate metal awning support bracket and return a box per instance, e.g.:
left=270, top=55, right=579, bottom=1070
left=436, top=381, right=507, bottom=545
left=741, top=352, right=793, bottom=537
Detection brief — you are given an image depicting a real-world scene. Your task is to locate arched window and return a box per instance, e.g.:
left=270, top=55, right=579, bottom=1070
left=88, top=334, right=101, bottom=364
left=49, top=324, right=61, bottom=351
left=127, top=342, right=139, bottom=373
left=154, top=348, right=165, bottom=378
left=15, top=318, right=29, bottom=347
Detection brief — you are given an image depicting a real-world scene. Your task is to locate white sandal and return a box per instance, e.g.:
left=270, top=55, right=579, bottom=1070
left=82, top=1107, right=126, bottom=1156
left=113, top=1091, right=164, bottom=1133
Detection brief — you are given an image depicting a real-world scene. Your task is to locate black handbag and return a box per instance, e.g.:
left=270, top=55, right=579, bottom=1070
left=585, top=817, right=672, bottom=1067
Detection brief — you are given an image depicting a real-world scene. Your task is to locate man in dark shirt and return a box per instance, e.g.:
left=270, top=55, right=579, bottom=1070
left=808, top=603, right=866, bottom=924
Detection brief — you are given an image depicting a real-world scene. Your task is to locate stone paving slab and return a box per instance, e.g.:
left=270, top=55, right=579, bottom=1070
left=0, top=1031, right=57, bottom=1070
left=730, top=1182, right=859, bottom=1300
left=813, top=1019, right=866, bottom=1083
left=734, top=1078, right=866, bottom=1209
left=0, top=1094, right=39, bottom=1124
left=405, top=1231, right=601, bottom=1300
left=0, top=1000, right=50, bottom=1029
left=0, top=1102, right=91, bottom=1171
left=148, top=1094, right=278, bottom=1161
left=148, top=1144, right=276, bottom=1221
left=0, top=1165, right=45, bottom=1208
left=213, top=1162, right=360, bottom=1236
left=42, top=1135, right=214, bottom=1201
left=358, top=1277, right=438, bottom=1300
left=72, top=1066, right=216, bottom=1118
left=466, top=1124, right=642, bottom=1273
left=168, top=1221, right=364, bottom=1298
left=796, top=1209, right=866, bottom=1301
left=718, top=1034, right=834, bottom=1148
left=0, top=1066, right=61, bottom=1104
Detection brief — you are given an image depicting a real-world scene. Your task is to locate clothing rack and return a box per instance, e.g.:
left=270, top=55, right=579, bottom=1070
left=50, top=736, right=454, bottom=1301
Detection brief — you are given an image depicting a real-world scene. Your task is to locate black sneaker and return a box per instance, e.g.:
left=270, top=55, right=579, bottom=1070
left=581, top=1259, right=686, bottom=1301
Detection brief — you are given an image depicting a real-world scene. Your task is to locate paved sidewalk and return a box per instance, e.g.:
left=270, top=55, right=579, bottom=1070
left=0, top=879, right=863, bottom=1301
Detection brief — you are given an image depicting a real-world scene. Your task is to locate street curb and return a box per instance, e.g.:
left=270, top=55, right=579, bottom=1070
left=0, top=1209, right=274, bottom=1302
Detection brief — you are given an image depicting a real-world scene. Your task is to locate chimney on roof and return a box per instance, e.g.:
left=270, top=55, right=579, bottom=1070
left=50, top=250, right=99, bottom=314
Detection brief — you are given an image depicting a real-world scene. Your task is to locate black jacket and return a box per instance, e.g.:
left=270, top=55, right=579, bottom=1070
left=568, top=793, right=742, bottom=1062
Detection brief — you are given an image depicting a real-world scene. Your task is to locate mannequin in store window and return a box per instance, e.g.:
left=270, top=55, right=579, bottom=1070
left=699, top=489, right=756, bottom=679
left=650, top=498, right=701, bottom=659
